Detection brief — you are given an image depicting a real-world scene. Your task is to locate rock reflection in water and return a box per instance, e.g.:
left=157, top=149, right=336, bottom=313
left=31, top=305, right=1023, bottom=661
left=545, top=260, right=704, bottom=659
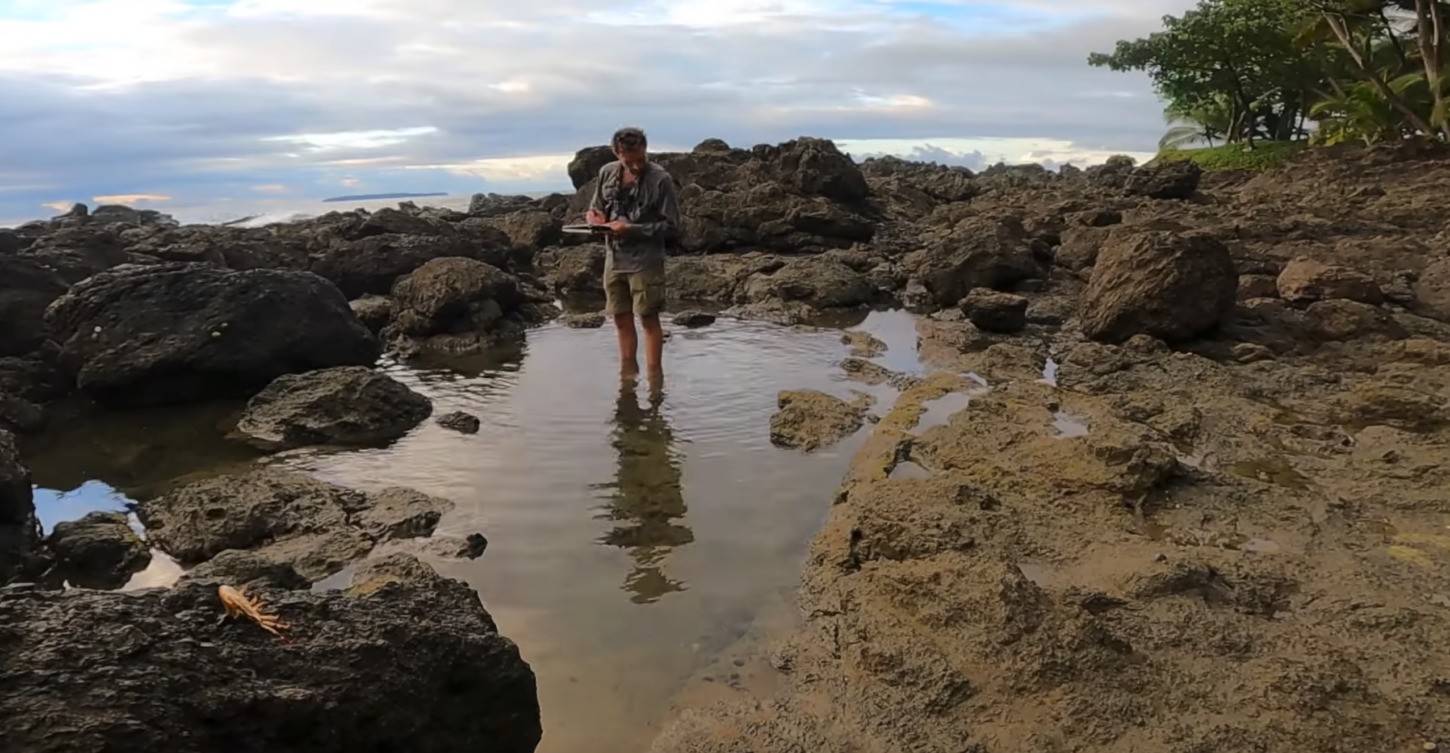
left=594, top=380, right=692, bottom=604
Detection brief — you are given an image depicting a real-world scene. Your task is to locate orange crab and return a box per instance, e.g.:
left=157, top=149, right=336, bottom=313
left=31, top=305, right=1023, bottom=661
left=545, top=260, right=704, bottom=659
left=218, top=584, right=290, bottom=639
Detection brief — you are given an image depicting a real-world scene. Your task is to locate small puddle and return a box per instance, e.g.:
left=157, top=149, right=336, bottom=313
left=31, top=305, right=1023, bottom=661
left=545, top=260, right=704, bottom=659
left=1142, top=521, right=1283, bottom=555
left=31, top=480, right=134, bottom=533
left=843, top=309, right=924, bottom=375
left=1051, top=411, right=1090, bottom=439
left=312, top=564, right=357, bottom=592
left=120, top=550, right=185, bottom=590
left=914, top=392, right=973, bottom=432
left=1016, top=559, right=1054, bottom=587
left=1040, top=357, right=1060, bottom=386
left=1228, top=457, right=1311, bottom=490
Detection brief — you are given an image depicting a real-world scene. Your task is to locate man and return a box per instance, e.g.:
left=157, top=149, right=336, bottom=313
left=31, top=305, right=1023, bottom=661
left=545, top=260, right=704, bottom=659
left=586, top=127, right=681, bottom=385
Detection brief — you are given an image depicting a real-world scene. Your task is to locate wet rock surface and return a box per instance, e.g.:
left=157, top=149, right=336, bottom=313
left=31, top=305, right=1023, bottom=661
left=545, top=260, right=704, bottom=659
left=44, top=263, right=381, bottom=407
left=673, top=310, right=717, bottom=328
left=959, top=288, right=1029, bottom=333
left=769, top=390, right=871, bottom=452
left=384, top=257, right=555, bottom=356
left=0, top=561, right=542, bottom=753
left=45, top=511, right=150, bottom=590
left=436, top=410, right=482, bottom=434
left=137, top=469, right=452, bottom=581
left=234, top=366, right=433, bottom=451
left=1278, top=255, right=1384, bottom=304
left=645, top=145, right=1450, bottom=753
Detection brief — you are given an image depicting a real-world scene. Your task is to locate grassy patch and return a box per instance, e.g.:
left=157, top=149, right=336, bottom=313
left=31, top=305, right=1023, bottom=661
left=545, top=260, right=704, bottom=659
left=1154, top=140, right=1308, bottom=171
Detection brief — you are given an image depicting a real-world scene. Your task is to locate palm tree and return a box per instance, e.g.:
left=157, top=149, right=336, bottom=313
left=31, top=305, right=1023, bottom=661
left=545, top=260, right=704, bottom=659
left=1159, top=99, right=1234, bottom=149
left=1297, top=0, right=1443, bottom=135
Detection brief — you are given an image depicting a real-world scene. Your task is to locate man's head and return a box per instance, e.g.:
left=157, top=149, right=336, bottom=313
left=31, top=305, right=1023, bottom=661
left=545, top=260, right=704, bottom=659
left=611, top=126, right=648, bottom=172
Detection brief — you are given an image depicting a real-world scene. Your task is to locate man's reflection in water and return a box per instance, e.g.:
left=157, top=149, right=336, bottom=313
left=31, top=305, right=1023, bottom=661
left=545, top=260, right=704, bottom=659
left=596, top=376, right=692, bottom=604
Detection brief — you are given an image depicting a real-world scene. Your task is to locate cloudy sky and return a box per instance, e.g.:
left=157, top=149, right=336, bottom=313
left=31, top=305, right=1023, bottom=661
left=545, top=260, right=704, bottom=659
left=0, top=0, right=1194, bottom=224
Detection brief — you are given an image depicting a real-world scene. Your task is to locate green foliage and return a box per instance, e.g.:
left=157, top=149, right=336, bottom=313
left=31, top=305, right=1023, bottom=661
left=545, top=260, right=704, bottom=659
left=1092, top=0, right=1450, bottom=147
left=1090, top=0, right=1321, bottom=144
left=1157, top=141, right=1309, bottom=171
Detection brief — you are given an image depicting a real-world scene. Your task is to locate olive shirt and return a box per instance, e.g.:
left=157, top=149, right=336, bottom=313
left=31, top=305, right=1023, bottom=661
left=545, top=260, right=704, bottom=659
left=588, top=161, right=681, bottom=274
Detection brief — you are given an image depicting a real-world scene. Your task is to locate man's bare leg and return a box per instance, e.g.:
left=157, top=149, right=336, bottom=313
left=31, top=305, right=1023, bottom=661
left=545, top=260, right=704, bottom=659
left=640, top=313, right=664, bottom=377
left=614, top=313, right=640, bottom=377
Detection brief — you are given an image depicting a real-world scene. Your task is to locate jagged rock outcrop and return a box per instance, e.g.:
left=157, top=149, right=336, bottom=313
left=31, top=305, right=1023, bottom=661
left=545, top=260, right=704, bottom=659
left=44, top=263, right=381, bottom=407
left=0, top=560, right=542, bottom=753
left=234, top=366, right=433, bottom=451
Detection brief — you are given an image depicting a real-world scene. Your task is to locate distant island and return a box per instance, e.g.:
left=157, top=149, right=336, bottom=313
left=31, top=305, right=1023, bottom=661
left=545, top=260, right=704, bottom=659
left=321, top=192, right=448, bottom=203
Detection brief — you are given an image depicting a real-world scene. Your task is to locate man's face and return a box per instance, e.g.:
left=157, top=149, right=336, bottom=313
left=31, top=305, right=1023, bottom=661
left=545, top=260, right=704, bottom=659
left=615, top=144, right=648, bottom=172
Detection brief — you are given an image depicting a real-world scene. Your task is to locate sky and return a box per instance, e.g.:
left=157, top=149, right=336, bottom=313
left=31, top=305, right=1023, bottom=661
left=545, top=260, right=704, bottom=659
left=0, top=0, right=1197, bottom=224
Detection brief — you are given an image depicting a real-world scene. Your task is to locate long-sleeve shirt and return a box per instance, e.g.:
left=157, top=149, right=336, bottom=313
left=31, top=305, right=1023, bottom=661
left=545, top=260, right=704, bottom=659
left=589, top=161, right=681, bottom=274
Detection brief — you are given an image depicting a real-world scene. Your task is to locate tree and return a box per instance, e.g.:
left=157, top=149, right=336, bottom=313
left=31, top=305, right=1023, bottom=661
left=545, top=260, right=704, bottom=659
left=1295, top=0, right=1442, bottom=135
left=1093, top=0, right=1450, bottom=148
left=1160, top=97, right=1234, bottom=148
left=1090, top=0, right=1323, bottom=145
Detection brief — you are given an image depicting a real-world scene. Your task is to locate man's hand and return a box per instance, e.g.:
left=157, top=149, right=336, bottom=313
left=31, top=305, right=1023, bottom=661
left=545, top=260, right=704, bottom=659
left=586, top=208, right=606, bottom=225
left=606, top=219, right=631, bottom=236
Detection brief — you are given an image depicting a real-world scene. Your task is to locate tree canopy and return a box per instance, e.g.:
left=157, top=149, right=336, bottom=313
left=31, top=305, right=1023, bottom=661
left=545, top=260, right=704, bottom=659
left=1090, top=0, right=1449, bottom=147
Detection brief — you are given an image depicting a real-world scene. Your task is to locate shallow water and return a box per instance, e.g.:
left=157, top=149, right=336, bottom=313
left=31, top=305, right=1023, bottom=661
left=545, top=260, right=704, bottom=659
left=24, top=309, right=920, bottom=753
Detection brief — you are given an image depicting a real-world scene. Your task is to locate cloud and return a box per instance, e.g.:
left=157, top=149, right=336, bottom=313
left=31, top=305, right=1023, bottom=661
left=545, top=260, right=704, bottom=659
left=93, top=193, right=172, bottom=205
left=0, top=0, right=1192, bottom=222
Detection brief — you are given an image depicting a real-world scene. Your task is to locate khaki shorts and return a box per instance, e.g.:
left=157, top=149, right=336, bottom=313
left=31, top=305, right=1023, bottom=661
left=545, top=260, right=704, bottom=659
left=603, top=263, right=666, bottom=317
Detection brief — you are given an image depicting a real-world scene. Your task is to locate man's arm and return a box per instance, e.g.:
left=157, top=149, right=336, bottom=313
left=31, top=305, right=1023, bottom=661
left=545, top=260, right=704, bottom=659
left=625, top=178, right=680, bottom=242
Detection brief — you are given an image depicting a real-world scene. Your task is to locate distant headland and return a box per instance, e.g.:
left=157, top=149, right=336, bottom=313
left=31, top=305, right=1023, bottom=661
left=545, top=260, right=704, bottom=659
left=321, top=192, right=448, bottom=203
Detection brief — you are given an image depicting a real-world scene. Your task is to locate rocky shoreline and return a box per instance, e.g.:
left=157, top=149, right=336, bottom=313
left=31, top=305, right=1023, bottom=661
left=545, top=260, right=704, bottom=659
left=2, top=136, right=1449, bottom=751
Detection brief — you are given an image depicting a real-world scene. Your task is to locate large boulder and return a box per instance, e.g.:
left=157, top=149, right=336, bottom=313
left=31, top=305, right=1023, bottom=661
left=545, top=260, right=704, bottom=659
left=45, top=263, right=381, bottom=407
left=960, top=289, right=1029, bottom=333
left=384, top=257, right=549, bottom=354
left=567, top=145, right=616, bottom=189
left=46, top=511, right=151, bottom=590
left=137, top=469, right=451, bottom=581
left=539, top=246, right=606, bottom=298
left=740, top=255, right=876, bottom=310
left=0, top=429, right=44, bottom=584
left=234, top=367, right=433, bottom=452
left=478, top=210, right=562, bottom=250
left=1081, top=228, right=1238, bottom=344
left=0, top=562, right=542, bottom=753
left=1124, top=159, right=1202, bottom=200
left=0, top=256, right=69, bottom=357
left=903, top=217, right=1042, bottom=307
left=1277, top=256, right=1383, bottom=304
